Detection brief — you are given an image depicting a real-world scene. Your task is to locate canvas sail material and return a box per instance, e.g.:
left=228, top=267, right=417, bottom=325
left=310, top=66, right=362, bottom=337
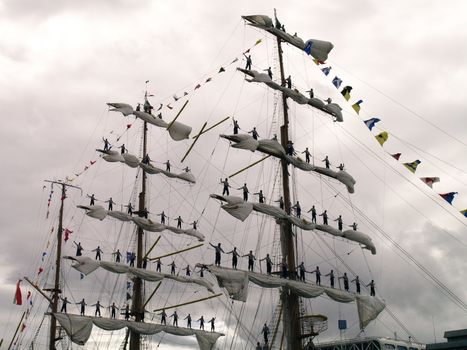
left=65, top=256, right=214, bottom=293
left=140, top=163, right=196, bottom=183
left=53, top=313, right=223, bottom=350
left=210, top=195, right=376, bottom=254
left=220, top=134, right=355, bottom=192
left=205, top=266, right=384, bottom=329
left=237, top=68, right=343, bottom=122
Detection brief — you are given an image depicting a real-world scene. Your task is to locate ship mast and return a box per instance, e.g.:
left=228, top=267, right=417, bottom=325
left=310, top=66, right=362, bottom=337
left=45, top=180, right=81, bottom=350
left=275, top=17, right=302, bottom=350
left=129, top=95, right=148, bottom=349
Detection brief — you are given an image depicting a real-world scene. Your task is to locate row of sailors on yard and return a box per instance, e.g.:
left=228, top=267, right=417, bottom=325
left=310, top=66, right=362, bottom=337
left=59, top=297, right=218, bottom=330
left=208, top=242, right=376, bottom=296
left=219, top=181, right=359, bottom=231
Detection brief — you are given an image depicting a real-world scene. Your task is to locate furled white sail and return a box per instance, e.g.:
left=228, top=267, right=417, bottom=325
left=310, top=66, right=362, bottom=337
left=204, top=265, right=384, bottom=329
left=65, top=256, right=214, bottom=293
left=140, top=163, right=196, bottom=184
left=210, top=195, right=376, bottom=254
left=237, top=69, right=343, bottom=122
left=241, top=15, right=334, bottom=62
left=54, top=313, right=223, bottom=350
left=107, top=102, right=134, bottom=116
left=77, top=205, right=107, bottom=220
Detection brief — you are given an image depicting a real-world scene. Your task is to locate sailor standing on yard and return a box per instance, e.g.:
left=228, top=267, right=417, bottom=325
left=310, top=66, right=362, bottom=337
left=105, top=197, right=115, bottom=211
left=310, top=266, right=321, bottom=285
left=351, top=275, right=361, bottom=294
left=209, top=242, right=225, bottom=266
left=243, top=250, right=256, bottom=271
left=292, top=201, right=301, bottom=218
left=170, top=311, right=179, bottom=326
left=274, top=196, right=284, bottom=209
left=159, top=309, right=167, bottom=325
left=185, top=313, right=192, bottom=328
left=244, top=53, right=252, bottom=70
left=60, top=297, right=71, bottom=313
left=338, top=272, right=349, bottom=292
left=92, top=301, right=102, bottom=317
left=233, top=119, right=240, bottom=134
left=74, top=241, right=84, bottom=256
left=220, top=178, right=231, bottom=195
left=92, top=246, right=103, bottom=260
left=238, top=183, right=249, bottom=201
left=322, top=155, right=330, bottom=169
left=319, top=210, right=328, bottom=225
left=302, top=147, right=312, bottom=163
left=175, top=215, right=183, bottom=229
left=87, top=194, right=95, bottom=205
left=297, top=262, right=307, bottom=282
left=209, top=317, right=216, bottom=332
left=76, top=298, right=87, bottom=316
left=262, top=323, right=270, bottom=344
left=260, top=254, right=273, bottom=275
left=249, top=127, right=260, bottom=140
left=253, top=190, right=265, bottom=203
left=226, top=247, right=241, bottom=269
left=197, top=315, right=205, bottom=330
left=325, top=269, right=335, bottom=288
left=334, top=215, right=343, bottom=231
left=109, top=302, right=119, bottom=319
left=164, top=160, right=171, bottom=172
left=307, top=205, right=317, bottom=223
left=157, top=211, right=167, bottom=224
left=367, top=279, right=376, bottom=296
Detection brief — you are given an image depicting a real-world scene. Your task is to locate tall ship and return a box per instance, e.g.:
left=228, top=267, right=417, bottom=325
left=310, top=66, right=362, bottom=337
left=6, top=10, right=466, bottom=350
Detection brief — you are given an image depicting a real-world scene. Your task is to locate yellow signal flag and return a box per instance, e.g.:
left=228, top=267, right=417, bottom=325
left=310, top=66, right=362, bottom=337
left=375, top=131, right=389, bottom=146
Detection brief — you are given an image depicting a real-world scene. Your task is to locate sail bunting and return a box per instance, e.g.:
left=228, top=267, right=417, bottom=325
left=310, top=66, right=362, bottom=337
left=77, top=206, right=205, bottom=241
left=107, top=103, right=192, bottom=141
left=237, top=69, right=343, bottom=122
left=65, top=256, right=214, bottom=293
left=210, top=195, right=376, bottom=254
left=204, top=266, right=385, bottom=329
left=220, top=134, right=355, bottom=193
left=54, top=313, right=223, bottom=350
left=241, top=15, right=334, bottom=62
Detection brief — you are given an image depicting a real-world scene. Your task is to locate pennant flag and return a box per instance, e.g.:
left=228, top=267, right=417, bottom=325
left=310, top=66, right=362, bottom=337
left=21, top=324, right=26, bottom=332
left=183, top=92, right=188, bottom=96
left=38, top=267, right=44, bottom=275
left=364, top=118, right=380, bottom=131
left=90, top=160, right=96, bottom=165
left=375, top=131, right=389, bottom=146
left=420, top=177, right=440, bottom=188
left=218, top=67, right=225, bottom=73
left=332, top=76, right=342, bottom=88
left=321, top=67, right=331, bottom=76
left=230, top=57, right=239, bottom=64
left=313, top=58, right=325, bottom=65
left=403, top=159, right=421, bottom=173
left=341, top=86, right=352, bottom=101
left=27, top=291, right=31, bottom=300
left=439, top=192, right=457, bottom=205
left=391, top=153, right=402, bottom=160
left=352, top=100, right=363, bottom=114
left=255, top=39, right=262, bottom=45
left=80, top=273, right=84, bottom=280
left=460, top=209, right=467, bottom=217
left=194, top=84, right=201, bottom=90
left=167, top=104, right=173, bottom=110
left=173, top=95, right=180, bottom=101
left=243, top=48, right=250, bottom=54
left=41, top=252, right=46, bottom=261
left=205, top=77, right=212, bottom=83
left=304, top=41, right=313, bottom=55
left=13, top=280, right=22, bottom=305
left=157, top=103, right=163, bottom=111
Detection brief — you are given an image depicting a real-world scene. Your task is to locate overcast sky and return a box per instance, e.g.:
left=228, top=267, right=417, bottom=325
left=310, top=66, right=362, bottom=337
left=1, top=0, right=466, bottom=349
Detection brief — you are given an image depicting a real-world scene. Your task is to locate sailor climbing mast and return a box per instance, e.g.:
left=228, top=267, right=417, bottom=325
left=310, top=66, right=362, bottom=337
left=274, top=9, right=302, bottom=350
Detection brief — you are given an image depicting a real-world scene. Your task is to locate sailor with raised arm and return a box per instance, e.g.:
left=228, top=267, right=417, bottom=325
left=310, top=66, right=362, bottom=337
left=338, top=272, right=349, bottom=292
left=74, top=241, right=84, bottom=256
left=253, top=190, right=265, bottom=203
left=319, top=210, right=328, bottom=225
left=292, top=201, right=301, bottom=218
left=143, top=96, right=153, bottom=114
left=209, top=242, right=225, bottom=266
left=244, top=53, right=252, bottom=70
left=76, top=298, right=87, bottom=316
left=164, top=160, right=171, bottom=172
left=260, top=254, right=273, bottom=275
left=125, top=202, right=133, bottom=215
left=159, top=309, right=167, bottom=325
left=325, top=269, right=335, bottom=288
left=170, top=311, right=179, bottom=326
left=264, top=67, right=273, bottom=79
left=233, top=118, right=240, bottom=134
left=91, top=301, right=102, bottom=317
left=307, top=205, right=317, bottom=223
left=175, top=215, right=183, bottom=229
left=157, top=211, right=167, bottom=224
left=274, top=196, right=284, bottom=209
left=142, top=153, right=151, bottom=164
left=238, top=183, right=249, bottom=201
left=112, top=249, right=122, bottom=262
left=249, top=127, right=260, bottom=140
left=185, top=313, right=192, bottom=328
left=87, top=193, right=95, bottom=205
left=367, top=279, right=376, bottom=296
left=302, top=147, right=312, bottom=163
left=102, top=137, right=110, bottom=151
left=183, top=166, right=191, bottom=172
left=220, top=178, right=230, bottom=196
left=337, top=163, right=345, bottom=171
left=322, top=155, right=330, bottom=169
left=243, top=250, right=256, bottom=271
left=105, top=197, right=115, bottom=211
left=60, top=297, right=71, bottom=313
left=109, top=302, right=119, bottom=319
left=92, top=246, right=103, bottom=260
left=349, top=222, right=358, bottom=231
left=197, top=315, right=205, bottom=330
left=209, top=317, right=216, bottom=332
left=226, top=247, right=241, bottom=269
left=190, top=220, right=198, bottom=230
left=306, top=88, right=314, bottom=98
left=351, top=275, right=361, bottom=294
left=334, top=215, right=343, bottom=231
left=297, top=261, right=307, bottom=282
left=182, top=264, right=191, bottom=276
left=310, top=266, right=321, bottom=285
left=168, top=261, right=177, bottom=275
